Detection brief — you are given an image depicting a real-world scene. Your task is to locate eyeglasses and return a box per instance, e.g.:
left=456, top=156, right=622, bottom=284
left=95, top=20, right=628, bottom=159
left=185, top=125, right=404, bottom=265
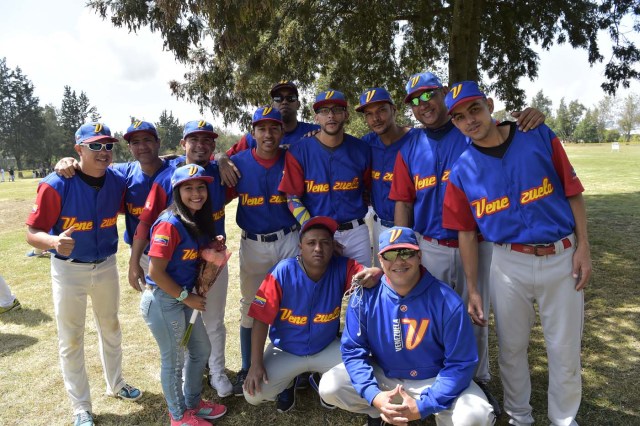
left=272, top=95, right=298, bottom=103
left=316, top=106, right=347, bottom=116
left=85, top=143, right=115, bottom=151
left=381, top=248, right=419, bottom=262
left=410, top=91, right=437, bottom=106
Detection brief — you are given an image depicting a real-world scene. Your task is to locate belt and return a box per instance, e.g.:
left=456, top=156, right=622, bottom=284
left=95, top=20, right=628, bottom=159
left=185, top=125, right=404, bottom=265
left=337, top=218, right=365, bottom=231
left=423, top=234, right=485, bottom=248
left=373, top=214, right=394, bottom=228
left=500, top=237, right=572, bottom=256
left=242, top=224, right=300, bottom=243
left=54, top=254, right=108, bottom=264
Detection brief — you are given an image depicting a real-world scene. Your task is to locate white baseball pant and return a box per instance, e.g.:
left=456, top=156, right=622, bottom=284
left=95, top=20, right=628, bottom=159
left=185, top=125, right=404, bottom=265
left=491, top=234, right=583, bottom=426
left=319, top=362, right=495, bottom=425
left=371, top=211, right=393, bottom=267
left=335, top=219, right=372, bottom=267
left=239, top=230, right=299, bottom=328
left=51, top=255, right=126, bottom=414
left=418, top=236, right=492, bottom=383
left=0, top=275, right=16, bottom=307
left=243, top=339, right=342, bottom=405
left=200, top=264, right=229, bottom=376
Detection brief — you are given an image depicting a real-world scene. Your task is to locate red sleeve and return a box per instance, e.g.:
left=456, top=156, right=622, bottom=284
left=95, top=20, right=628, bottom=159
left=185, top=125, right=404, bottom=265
left=443, top=182, right=477, bottom=231
left=389, top=152, right=416, bottom=202
left=225, top=185, right=238, bottom=201
left=277, top=151, right=305, bottom=196
left=248, top=274, right=283, bottom=325
left=551, top=137, right=584, bottom=197
left=226, top=135, right=250, bottom=157
left=135, top=183, right=169, bottom=241
left=147, top=221, right=181, bottom=259
left=26, top=183, right=61, bottom=231
left=343, top=259, right=365, bottom=293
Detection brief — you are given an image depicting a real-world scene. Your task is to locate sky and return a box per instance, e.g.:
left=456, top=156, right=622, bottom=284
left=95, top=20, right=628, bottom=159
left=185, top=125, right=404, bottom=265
left=1, top=0, right=638, bottom=135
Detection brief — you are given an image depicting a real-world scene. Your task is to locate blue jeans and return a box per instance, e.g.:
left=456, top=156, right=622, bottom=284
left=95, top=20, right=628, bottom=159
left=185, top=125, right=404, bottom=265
left=141, top=287, right=211, bottom=420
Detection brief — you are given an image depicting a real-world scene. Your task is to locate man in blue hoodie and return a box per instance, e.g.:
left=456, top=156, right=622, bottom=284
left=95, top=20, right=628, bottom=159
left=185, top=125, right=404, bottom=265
left=319, top=226, right=494, bottom=426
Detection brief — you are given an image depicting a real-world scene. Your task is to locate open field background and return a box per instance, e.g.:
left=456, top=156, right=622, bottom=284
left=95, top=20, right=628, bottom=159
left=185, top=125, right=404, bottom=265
left=1, top=143, right=638, bottom=425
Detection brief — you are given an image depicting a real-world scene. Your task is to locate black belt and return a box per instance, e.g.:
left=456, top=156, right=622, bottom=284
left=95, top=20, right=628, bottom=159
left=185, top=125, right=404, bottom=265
left=337, top=218, right=365, bottom=231
left=54, top=254, right=108, bottom=264
left=242, top=224, right=300, bottom=243
left=373, top=214, right=394, bottom=228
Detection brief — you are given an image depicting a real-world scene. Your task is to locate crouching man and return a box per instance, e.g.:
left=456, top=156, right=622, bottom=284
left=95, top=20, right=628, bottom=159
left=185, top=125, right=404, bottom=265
left=319, top=227, right=494, bottom=426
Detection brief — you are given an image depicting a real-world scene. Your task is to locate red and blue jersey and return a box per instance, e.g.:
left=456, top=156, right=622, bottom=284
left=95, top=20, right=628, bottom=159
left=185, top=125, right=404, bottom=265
left=443, top=123, right=584, bottom=244
left=249, top=256, right=363, bottom=356
left=137, top=161, right=227, bottom=238
left=364, top=128, right=420, bottom=222
left=341, top=267, right=477, bottom=418
left=278, top=135, right=371, bottom=224
left=112, top=160, right=170, bottom=245
left=226, top=121, right=320, bottom=156
left=390, top=121, right=469, bottom=239
left=146, top=210, right=206, bottom=291
left=26, top=169, right=126, bottom=262
left=227, top=149, right=297, bottom=234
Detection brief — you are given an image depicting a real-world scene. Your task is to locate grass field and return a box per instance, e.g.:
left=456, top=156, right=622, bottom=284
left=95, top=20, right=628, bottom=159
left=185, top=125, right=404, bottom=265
left=0, top=143, right=638, bottom=426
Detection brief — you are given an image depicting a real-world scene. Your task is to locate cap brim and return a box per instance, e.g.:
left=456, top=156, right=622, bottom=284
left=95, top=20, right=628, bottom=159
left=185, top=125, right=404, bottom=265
left=78, top=135, right=119, bottom=144
left=300, top=216, right=338, bottom=236
left=403, top=86, right=441, bottom=103
left=313, top=99, right=348, bottom=111
left=447, top=95, right=486, bottom=115
left=355, top=99, right=393, bottom=112
left=123, top=129, right=158, bottom=142
left=379, top=243, right=420, bottom=255
left=173, top=175, right=214, bottom=188
left=183, top=130, right=219, bottom=139
left=270, top=84, right=298, bottom=97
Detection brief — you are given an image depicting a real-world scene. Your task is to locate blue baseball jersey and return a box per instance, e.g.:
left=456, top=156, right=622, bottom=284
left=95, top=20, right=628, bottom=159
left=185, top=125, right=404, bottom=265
left=278, top=135, right=371, bottom=224
left=226, top=121, right=320, bottom=156
left=390, top=121, right=469, bottom=239
left=138, top=161, right=227, bottom=238
left=248, top=256, right=362, bottom=356
left=145, top=210, right=207, bottom=291
left=228, top=149, right=297, bottom=234
left=112, top=160, right=170, bottom=245
left=443, top=123, right=584, bottom=244
left=341, top=267, right=477, bottom=418
left=26, top=169, right=126, bottom=262
left=364, top=128, right=421, bottom=222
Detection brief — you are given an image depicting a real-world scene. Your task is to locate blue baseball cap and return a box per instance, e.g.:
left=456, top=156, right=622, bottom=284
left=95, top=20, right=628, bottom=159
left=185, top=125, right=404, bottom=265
left=355, top=87, right=394, bottom=112
left=270, top=80, right=299, bottom=97
left=300, top=216, right=338, bottom=238
left=404, top=72, right=443, bottom=103
left=123, top=120, right=159, bottom=142
left=378, top=226, right=420, bottom=254
left=170, top=164, right=214, bottom=189
left=252, top=106, right=283, bottom=126
left=313, top=89, right=348, bottom=111
left=444, top=81, right=487, bottom=114
left=183, top=120, right=219, bottom=139
left=75, top=122, right=118, bottom=145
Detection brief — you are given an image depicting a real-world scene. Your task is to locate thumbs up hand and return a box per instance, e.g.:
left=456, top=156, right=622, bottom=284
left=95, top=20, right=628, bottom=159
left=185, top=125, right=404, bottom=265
left=55, top=226, right=76, bottom=256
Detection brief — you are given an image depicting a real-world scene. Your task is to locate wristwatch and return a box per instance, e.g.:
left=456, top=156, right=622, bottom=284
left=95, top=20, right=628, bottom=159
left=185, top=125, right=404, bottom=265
left=176, top=289, right=189, bottom=302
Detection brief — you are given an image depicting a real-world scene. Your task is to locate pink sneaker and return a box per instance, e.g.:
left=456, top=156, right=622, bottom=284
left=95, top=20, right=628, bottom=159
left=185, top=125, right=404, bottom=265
left=193, top=399, right=227, bottom=420
left=170, top=409, right=212, bottom=426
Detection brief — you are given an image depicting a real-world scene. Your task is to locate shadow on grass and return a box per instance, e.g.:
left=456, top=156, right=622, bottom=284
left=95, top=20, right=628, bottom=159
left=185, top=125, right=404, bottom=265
left=0, top=333, right=38, bottom=356
left=0, top=306, right=52, bottom=326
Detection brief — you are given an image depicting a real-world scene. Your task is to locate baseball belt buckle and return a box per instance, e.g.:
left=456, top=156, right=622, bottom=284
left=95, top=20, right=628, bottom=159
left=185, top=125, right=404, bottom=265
left=532, top=244, right=556, bottom=256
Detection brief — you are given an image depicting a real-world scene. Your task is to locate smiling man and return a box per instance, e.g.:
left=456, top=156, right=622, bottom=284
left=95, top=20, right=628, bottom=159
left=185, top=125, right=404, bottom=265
left=26, top=123, right=142, bottom=426
left=319, top=226, right=494, bottom=426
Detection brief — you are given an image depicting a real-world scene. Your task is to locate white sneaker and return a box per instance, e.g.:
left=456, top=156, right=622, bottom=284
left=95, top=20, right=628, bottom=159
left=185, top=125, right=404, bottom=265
left=209, top=372, right=233, bottom=397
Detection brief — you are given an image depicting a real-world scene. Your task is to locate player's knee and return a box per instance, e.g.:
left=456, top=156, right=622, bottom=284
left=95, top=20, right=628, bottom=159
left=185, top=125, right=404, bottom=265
left=318, top=369, right=340, bottom=404
left=243, top=391, right=265, bottom=406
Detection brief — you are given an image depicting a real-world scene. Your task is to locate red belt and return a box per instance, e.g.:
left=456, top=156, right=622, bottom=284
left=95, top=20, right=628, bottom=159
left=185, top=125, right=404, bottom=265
left=504, top=238, right=572, bottom=256
left=423, top=234, right=484, bottom=248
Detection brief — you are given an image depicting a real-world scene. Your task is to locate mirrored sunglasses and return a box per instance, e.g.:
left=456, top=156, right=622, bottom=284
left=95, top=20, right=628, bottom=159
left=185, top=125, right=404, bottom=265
left=85, top=143, right=115, bottom=151
left=410, top=91, right=437, bottom=106
left=380, top=248, right=419, bottom=262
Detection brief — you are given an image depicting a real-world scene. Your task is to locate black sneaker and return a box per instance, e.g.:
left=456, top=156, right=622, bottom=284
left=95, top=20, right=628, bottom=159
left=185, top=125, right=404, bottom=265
left=366, top=415, right=382, bottom=426
left=475, top=380, right=502, bottom=418
left=276, top=382, right=296, bottom=413
left=294, top=372, right=310, bottom=389
left=232, top=369, right=248, bottom=396
left=308, top=372, right=336, bottom=409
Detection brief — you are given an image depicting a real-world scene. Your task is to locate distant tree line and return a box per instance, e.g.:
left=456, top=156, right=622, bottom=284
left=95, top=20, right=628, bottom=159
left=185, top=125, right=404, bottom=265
left=494, top=89, right=640, bottom=143
left=0, top=57, right=241, bottom=170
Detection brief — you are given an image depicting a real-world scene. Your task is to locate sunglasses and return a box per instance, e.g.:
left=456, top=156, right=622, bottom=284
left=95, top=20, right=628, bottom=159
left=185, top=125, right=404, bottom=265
left=316, top=106, right=347, bottom=116
left=85, top=143, right=115, bottom=151
left=380, top=248, right=419, bottom=262
left=272, top=95, right=298, bottom=103
left=410, top=91, right=437, bottom=106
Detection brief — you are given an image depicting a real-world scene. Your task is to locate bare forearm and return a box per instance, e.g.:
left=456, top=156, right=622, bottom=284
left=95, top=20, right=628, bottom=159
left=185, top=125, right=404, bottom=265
left=250, top=320, right=269, bottom=367
left=394, top=201, right=413, bottom=228
left=458, top=230, right=479, bottom=293
left=568, top=194, right=589, bottom=247
left=26, top=227, right=56, bottom=251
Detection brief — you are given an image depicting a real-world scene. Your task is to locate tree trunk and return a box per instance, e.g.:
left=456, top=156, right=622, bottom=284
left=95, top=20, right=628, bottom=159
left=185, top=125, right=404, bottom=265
left=449, top=0, right=484, bottom=84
